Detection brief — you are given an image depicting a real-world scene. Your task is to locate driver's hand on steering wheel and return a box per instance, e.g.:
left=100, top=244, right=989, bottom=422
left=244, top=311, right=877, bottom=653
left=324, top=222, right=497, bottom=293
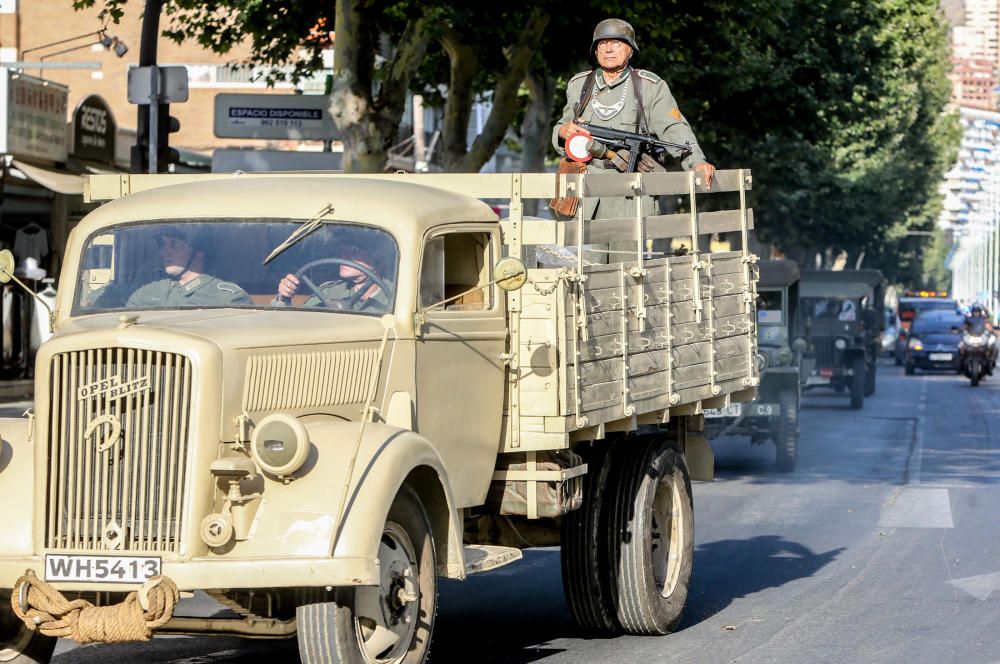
left=277, top=273, right=300, bottom=302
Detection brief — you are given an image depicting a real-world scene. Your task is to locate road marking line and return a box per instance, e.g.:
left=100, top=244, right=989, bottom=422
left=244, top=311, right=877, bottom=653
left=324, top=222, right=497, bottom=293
left=904, top=377, right=927, bottom=485
left=878, top=487, right=953, bottom=528
left=947, top=572, right=1000, bottom=601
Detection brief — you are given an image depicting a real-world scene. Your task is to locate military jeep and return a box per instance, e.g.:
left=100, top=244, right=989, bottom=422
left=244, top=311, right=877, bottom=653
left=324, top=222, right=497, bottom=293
left=0, top=170, right=758, bottom=664
left=705, top=260, right=803, bottom=471
left=798, top=269, right=885, bottom=409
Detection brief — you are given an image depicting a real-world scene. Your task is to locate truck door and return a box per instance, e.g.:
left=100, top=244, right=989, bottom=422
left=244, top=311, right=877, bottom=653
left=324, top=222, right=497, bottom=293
left=415, top=227, right=505, bottom=505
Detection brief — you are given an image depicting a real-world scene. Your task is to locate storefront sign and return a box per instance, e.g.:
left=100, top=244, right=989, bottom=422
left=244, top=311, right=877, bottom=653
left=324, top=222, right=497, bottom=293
left=214, top=93, right=338, bottom=140
left=72, top=95, right=116, bottom=164
left=0, top=69, right=68, bottom=162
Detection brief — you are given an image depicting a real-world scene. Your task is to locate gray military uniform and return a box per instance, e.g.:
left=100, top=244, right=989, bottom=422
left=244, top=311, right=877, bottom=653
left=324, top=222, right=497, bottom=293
left=272, top=278, right=389, bottom=312
left=552, top=68, right=707, bottom=221
left=127, top=274, right=251, bottom=308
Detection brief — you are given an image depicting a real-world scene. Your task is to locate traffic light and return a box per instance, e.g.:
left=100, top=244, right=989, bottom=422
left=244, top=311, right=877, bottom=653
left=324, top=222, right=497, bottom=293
left=130, top=104, right=180, bottom=173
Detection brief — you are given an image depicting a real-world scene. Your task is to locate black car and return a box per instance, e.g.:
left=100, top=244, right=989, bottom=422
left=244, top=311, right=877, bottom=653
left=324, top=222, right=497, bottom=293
left=905, top=310, right=965, bottom=374
left=895, top=297, right=960, bottom=365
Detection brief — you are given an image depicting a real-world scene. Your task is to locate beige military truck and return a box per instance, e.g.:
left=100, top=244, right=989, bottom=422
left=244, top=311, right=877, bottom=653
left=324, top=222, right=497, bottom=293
left=0, top=169, right=757, bottom=663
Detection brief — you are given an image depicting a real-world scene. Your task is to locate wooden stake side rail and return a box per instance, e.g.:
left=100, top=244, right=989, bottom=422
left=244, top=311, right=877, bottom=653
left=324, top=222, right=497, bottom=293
left=85, top=170, right=752, bottom=203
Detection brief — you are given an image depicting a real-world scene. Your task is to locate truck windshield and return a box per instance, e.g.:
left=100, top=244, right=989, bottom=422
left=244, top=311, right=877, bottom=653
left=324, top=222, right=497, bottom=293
left=756, top=290, right=784, bottom=325
left=801, top=296, right=860, bottom=322
left=73, top=219, right=399, bottom=315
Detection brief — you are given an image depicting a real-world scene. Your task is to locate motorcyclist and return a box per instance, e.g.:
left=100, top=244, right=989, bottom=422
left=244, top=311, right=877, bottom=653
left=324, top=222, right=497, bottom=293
left=962, top=303, right=996, bottom=373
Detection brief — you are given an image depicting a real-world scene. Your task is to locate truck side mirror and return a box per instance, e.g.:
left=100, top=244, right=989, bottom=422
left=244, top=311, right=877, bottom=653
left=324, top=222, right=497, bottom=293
left=494, top=257, right=527, bottom=292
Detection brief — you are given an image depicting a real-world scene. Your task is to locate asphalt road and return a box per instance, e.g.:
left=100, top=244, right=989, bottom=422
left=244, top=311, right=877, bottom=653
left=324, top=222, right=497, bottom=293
left=47, top=359, right=1000, bottom=663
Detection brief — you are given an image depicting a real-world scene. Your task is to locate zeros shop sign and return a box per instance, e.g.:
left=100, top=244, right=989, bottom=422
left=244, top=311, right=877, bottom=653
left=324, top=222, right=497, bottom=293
left=72, top=95, right=116, bottom=164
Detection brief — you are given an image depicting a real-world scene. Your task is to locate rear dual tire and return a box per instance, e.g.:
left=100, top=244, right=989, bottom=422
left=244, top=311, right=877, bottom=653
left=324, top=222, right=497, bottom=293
left=562, top=437, right=695, bottom=636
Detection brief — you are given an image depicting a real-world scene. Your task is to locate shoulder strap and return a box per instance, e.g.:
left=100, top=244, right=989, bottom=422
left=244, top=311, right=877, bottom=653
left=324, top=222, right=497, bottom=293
left=574, top=69, right=599, bottom=119
left=630, top=68, right=649, bottom=134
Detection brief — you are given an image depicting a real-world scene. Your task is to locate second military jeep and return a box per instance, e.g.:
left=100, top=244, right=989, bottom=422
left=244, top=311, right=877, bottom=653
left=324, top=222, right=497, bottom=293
left=798, top=269, right=885, bottom=409
left=706, top=259, right=803, bottom=471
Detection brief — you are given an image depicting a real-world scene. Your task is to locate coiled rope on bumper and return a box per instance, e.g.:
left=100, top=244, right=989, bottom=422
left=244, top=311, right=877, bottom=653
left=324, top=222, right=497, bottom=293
left=10, top=570, right=179, bottom=644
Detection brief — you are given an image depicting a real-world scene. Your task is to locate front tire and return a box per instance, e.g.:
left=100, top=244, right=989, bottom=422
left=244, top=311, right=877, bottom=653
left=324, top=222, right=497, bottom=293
left=774, top=389, right=798, bottom=472
left=905, top=362, right=915, bottom=376
left=0, top=591, right=55, bottom=664
left=297, top=485, right=436, bottom=664
left=970, top=358, right=982, bottom=387
left=606, top=437, right=694, bottom=635
left=864, top=361, right=876, bottom=397
left=850, top=358, right=865, bottom=409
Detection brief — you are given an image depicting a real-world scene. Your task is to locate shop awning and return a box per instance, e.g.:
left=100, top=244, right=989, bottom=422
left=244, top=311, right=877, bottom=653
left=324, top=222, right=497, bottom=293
left=10, top=159, right=85, bottom=196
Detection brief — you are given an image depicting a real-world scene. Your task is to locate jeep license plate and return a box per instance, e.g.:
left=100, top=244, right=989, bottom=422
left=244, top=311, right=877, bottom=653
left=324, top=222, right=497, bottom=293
left=704, top=404, right=741, bottom=418
left=45, top=554, right=161, bottom=584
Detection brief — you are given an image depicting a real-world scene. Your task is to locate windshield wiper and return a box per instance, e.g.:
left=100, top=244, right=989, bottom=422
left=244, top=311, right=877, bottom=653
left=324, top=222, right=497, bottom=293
left=263, top=203, right=335, bottom=264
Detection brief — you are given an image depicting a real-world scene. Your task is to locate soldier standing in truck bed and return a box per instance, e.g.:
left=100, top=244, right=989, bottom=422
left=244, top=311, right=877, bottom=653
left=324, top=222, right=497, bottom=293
left=552, top=18, right=715, bottom=224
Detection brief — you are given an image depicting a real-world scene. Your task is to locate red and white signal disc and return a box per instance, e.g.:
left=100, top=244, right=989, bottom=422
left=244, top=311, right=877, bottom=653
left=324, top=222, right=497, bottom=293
left=566, top=131, right=593, bottom=162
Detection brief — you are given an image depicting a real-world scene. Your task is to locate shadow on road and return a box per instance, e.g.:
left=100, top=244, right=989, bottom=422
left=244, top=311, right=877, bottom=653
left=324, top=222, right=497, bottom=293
left=432, top=548, right=581, bottom=663
left=681, top=535, right=843, bottom=628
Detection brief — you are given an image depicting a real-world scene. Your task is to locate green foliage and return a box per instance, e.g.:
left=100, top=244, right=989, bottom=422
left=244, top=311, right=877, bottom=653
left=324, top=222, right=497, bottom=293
left=619, top=0, right=956, bottom=283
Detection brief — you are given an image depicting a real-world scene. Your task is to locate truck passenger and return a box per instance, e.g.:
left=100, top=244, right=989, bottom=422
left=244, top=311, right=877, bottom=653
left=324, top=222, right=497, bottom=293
left=127, top=228, right=251, bottom=308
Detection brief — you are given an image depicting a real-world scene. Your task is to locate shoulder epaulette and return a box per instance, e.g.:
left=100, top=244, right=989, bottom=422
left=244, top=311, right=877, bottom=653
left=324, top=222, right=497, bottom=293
left=636, top=69, right=662, bottom=83
left=569, top=70, right=592, bottom=82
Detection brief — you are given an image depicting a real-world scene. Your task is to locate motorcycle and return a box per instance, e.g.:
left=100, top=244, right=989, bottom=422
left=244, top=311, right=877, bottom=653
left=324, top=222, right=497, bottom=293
left=960, top=330, right=996, bottom=387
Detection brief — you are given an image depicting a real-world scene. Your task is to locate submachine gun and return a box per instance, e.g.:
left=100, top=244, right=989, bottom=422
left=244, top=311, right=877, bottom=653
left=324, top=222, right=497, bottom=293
left=576, top=122, right=693, bottom=173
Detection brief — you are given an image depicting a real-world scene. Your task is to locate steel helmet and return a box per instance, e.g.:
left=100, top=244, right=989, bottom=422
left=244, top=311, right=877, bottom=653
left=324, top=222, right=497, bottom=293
left=592, top=18, right=638, bottom=54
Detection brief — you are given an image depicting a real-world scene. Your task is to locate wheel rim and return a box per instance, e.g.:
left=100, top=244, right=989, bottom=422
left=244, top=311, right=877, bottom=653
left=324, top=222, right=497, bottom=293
left=650, top=472, right=685, bottom=598
left=353, top=522, right=420, bottom=663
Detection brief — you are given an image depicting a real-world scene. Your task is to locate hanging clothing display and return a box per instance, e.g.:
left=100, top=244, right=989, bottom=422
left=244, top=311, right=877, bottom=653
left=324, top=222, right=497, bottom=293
left=13, top=223, right=49, bottom=264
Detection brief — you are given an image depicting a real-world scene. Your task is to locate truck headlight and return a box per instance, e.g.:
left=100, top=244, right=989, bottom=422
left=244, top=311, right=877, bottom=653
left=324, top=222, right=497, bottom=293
left=756, top=352, right=768, bottom=371
left=834, top=338, right=847, bottom=350
left=778, top=348, right=794, bottom=365
left=250, top=413, right=310, bottom=477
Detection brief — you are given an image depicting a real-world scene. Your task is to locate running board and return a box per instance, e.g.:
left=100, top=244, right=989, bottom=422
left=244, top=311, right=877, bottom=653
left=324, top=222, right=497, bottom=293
left=463, top=545, right=523, bottom=576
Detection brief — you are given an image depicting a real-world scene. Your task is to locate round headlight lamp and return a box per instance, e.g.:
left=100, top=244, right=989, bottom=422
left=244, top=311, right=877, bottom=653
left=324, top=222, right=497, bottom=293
left=834, top=338, right=848, bottom=350
left=756, top=352, right=768, bottom=372
left=250, top=413, right=310, bottom=477
left=778, top=348, right=794, bottom=366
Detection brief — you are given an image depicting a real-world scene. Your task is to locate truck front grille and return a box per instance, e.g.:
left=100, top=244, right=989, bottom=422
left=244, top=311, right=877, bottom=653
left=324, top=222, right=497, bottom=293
left=45, top=348, right=193, bottom=553
left=812, top=337, right=838, bottom=367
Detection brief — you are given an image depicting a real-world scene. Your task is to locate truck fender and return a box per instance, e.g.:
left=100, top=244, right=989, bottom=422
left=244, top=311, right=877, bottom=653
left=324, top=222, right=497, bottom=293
left=300, top=420, right=466, bottom=580
left=0, top=419, right=35, bottom=555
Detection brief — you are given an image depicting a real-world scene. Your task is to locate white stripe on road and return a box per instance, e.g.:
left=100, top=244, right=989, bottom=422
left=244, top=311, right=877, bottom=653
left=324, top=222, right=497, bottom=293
left=948, top=572, right=1000, bottom=601
left=878, top=487, right=953, bottom=528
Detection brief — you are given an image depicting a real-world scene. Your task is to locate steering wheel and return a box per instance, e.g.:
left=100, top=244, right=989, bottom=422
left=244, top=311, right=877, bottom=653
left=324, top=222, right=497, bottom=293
left=292, top=258, right=392, bottom=310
